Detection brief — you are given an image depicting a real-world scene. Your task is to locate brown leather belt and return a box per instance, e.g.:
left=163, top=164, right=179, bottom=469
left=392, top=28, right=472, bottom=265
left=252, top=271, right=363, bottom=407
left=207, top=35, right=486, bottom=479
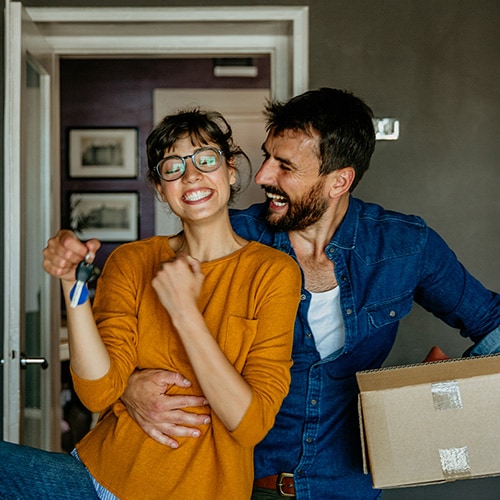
left=254, top=473, right=295, bottom=497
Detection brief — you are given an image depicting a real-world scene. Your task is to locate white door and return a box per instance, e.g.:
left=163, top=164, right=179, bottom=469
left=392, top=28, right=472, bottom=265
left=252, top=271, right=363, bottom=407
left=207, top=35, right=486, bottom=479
left=3, top=1, right=60, bottom=449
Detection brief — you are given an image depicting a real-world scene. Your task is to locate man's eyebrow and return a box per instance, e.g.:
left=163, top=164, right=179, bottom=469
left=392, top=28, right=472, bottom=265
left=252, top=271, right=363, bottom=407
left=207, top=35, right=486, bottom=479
left=261, top=143, right=294, bottom=167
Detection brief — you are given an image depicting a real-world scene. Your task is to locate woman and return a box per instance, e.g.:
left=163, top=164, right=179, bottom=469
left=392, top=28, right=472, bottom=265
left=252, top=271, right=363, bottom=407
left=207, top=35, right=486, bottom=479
left=0, top=109, right=301, bottom=499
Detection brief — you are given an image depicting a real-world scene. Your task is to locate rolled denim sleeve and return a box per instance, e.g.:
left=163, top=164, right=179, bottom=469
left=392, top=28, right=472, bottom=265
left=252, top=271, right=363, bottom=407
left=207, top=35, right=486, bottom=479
left=465, top=324, right=500, bottom=356
left=415, top=227, right=500, bottom=339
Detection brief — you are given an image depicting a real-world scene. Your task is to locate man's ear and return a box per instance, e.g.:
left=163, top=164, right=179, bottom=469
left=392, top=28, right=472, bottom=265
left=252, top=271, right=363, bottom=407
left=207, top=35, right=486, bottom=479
left=329, top=167, right=355, bottom=197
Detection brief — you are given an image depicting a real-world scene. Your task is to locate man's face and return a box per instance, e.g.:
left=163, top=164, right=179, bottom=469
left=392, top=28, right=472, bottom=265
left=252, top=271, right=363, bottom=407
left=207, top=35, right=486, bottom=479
left=255, top=129, right=328, bottom=231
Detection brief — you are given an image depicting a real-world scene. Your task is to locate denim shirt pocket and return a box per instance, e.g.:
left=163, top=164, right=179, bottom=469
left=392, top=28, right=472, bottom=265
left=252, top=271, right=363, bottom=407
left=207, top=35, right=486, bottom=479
left=366, top=293, right=413, bottom=329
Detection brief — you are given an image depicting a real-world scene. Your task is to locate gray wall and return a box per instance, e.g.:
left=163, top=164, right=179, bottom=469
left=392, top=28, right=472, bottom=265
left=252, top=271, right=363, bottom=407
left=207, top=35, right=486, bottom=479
left=8, top=0, right=500, bottom=497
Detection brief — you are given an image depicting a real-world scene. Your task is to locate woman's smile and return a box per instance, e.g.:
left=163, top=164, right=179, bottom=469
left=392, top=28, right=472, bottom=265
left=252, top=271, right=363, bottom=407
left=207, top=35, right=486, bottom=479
left=182, top=188, right=214, bottom=203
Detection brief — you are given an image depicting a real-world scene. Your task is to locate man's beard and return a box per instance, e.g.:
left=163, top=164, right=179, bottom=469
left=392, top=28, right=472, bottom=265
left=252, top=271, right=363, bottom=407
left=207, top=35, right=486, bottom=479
left=264, top=178, right=328, bottom=232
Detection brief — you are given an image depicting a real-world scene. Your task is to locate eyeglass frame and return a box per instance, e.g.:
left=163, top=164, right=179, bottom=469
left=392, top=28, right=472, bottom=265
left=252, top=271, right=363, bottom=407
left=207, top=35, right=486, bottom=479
left=154, top=146, right=225, bottom=182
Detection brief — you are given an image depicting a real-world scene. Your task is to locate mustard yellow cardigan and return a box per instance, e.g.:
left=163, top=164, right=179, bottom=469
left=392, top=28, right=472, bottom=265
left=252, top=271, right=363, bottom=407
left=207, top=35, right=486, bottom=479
left=72, top=237, right=301, bottom=500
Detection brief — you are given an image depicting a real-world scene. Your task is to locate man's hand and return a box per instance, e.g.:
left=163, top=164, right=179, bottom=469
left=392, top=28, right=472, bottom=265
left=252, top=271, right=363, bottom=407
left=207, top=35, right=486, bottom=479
left=121, top=369, right=211, bottom=448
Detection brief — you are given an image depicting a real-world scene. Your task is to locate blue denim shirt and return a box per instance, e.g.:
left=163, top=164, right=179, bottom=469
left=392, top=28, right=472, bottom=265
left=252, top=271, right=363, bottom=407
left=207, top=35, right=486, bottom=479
left=230, top=197, right=500, bottom=500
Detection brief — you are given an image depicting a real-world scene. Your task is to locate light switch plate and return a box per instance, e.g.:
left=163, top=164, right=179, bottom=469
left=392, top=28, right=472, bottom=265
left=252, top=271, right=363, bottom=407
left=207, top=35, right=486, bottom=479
left=373, top=118, right=399, bottom=140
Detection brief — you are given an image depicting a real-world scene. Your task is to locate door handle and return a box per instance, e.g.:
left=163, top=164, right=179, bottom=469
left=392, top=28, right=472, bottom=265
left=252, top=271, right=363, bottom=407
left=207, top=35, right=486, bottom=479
left=20, top=353, right=49, bottom=370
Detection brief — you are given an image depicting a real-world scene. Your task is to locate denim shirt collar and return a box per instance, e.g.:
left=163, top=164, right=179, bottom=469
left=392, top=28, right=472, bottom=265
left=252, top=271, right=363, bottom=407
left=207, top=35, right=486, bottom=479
left=273, top=195, right=360, bottom=255
left=331, top=196, right=359, bottom=250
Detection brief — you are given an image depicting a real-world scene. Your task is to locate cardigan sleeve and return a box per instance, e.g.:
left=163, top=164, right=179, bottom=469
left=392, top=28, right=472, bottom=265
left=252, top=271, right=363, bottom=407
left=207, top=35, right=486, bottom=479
left=72, top=242, right=149, bottom=412
left=229, top=250, right=301, bottom=448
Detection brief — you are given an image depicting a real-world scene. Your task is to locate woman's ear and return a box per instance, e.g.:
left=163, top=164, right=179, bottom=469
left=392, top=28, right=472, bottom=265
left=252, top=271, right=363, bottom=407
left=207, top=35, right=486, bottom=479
left=329, top=167, right=355, bottom=198
left=155, top=182, right=168, bottom=202
left=227, top=159, right=237, bottom=185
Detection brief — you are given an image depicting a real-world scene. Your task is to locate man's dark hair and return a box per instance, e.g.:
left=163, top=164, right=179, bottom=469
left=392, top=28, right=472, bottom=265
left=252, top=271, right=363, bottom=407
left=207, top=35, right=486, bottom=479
left=264, top=88, right=376, bottom=191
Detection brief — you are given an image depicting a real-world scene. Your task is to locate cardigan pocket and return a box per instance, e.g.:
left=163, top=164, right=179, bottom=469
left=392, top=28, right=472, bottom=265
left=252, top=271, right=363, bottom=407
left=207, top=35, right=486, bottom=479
left=221, top=315, right=258, bottom=372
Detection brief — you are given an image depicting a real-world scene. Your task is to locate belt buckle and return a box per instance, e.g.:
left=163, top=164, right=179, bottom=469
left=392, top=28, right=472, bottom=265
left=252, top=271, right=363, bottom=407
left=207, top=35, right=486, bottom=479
left=277, top=472, right=295, bottom=497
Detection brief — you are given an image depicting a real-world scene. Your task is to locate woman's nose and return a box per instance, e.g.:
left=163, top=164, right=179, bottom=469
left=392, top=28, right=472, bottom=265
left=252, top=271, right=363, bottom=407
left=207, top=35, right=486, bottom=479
left=182, top=158, right=202, bottom=182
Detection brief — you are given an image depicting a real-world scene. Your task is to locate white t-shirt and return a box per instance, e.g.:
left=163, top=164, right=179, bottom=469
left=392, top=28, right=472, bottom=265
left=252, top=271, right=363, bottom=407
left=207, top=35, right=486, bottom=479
left=308, top=286, right=345, bottom=359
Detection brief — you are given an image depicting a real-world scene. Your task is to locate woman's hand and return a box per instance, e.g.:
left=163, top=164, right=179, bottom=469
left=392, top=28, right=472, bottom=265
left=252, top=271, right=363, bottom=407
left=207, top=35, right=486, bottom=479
left=152, top=255, right=204, bottom=318
left=42, top=229, right=100, bottom=282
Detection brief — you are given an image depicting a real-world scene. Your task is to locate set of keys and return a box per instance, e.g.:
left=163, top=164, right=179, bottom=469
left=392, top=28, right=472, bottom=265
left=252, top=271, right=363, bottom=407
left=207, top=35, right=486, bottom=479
left=69, top=256, right=100, bottom=308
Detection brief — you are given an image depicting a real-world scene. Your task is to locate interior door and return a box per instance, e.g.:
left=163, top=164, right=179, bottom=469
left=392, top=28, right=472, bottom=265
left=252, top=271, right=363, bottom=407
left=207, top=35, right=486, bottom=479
left=3, top=1, right=59, bottom=450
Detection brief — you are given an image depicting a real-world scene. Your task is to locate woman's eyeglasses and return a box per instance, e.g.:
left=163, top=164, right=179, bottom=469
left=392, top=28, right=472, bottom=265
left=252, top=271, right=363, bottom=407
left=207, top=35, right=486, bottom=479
left=155, top=147, right=224, bottom=182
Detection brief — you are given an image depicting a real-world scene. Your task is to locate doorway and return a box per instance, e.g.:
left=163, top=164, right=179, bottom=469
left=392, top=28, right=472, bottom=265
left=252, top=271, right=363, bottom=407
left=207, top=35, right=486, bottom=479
left=4, top=4, right=309, bottom=448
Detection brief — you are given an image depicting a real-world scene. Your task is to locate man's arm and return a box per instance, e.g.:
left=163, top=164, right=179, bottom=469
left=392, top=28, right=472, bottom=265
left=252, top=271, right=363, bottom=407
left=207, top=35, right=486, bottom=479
left=465, top=324, right=500, bottom=357
left=121, top=369, right=211, bottom=448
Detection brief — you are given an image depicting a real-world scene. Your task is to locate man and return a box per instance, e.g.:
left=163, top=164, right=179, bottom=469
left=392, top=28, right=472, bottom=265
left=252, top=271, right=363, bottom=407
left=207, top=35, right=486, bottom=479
left=122, top=88, right=500, bottom=499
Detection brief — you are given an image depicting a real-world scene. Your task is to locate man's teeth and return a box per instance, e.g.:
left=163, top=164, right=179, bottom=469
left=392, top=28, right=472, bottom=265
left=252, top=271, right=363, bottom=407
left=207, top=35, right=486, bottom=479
left=267, top=192, right=287, bottom=207
left=184, top=190, right=211, bottom=201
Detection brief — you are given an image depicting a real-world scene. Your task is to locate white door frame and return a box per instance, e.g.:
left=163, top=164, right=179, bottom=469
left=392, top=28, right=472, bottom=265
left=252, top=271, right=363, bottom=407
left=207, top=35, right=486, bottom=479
left=3, top=1, right=58, bottom=447
left=4, top=5, right=308, bottom=448
left=28, top=6, right=309, bottom=101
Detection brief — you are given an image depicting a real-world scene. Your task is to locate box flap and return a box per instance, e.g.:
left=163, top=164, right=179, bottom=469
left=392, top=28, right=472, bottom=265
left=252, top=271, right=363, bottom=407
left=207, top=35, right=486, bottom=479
left=356, top=354, right=500, bottom=392
left=358, top=393, right=369, bottom=475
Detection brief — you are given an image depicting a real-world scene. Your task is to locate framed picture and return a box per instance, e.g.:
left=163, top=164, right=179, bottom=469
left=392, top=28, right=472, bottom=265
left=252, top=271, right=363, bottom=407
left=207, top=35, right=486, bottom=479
left=70, top=192, right=139, bottom=242
left=69, top=128, right=138, bottom=178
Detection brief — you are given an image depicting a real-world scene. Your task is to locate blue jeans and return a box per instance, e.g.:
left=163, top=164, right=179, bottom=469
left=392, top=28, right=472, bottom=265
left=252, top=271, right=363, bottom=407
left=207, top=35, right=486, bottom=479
left=0, top=440, right=99, bottom=499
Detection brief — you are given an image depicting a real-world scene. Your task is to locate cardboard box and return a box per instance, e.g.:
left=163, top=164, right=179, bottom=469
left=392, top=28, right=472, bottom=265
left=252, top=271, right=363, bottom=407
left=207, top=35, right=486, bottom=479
left=356, top=354, right=500, bottom=489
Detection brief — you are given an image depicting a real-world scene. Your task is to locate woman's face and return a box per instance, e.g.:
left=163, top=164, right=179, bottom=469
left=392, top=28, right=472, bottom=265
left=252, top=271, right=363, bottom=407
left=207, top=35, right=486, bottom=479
left=155, top=135, right=236, bottom=224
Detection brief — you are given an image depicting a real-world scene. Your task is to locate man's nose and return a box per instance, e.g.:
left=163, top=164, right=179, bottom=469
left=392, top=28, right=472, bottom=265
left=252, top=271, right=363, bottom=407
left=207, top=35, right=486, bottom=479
left=255, top=159, right=275, bottom=186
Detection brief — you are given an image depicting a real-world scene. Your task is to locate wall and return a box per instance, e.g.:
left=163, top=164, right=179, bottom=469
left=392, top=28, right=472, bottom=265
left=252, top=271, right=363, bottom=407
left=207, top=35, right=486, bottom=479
left=308, top=1, right=500, bottom=368
left=10, top=1, right=500, bottom=497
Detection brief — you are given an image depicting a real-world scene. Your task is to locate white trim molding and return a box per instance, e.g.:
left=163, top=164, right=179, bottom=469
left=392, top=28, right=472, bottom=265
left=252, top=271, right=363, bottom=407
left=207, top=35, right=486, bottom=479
left=27, top=6, right=309, bottom=100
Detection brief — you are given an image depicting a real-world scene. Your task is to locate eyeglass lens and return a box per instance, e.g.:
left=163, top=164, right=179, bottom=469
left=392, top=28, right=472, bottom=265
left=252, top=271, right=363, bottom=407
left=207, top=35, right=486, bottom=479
left=156, top=147, right=222, bottom=181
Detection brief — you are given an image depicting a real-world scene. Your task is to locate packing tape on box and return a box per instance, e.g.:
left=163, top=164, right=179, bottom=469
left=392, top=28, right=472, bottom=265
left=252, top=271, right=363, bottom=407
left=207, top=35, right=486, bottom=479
left=432, top=382, right=471, bottom=479
left=431, top=380, right=463, bottom=411
left=439, top=446, right=472, bottom=479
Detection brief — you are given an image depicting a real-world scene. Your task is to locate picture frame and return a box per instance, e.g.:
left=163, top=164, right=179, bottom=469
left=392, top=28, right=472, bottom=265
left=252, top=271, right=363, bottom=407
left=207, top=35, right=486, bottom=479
left=70, top=192, right=139, bottom=242
left=69, top=128, right=138, bottom=178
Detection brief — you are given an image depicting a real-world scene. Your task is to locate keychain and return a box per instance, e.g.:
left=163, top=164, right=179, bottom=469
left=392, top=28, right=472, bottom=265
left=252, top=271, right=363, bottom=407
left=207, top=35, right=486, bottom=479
left=69, top=256, right=98, bottom=308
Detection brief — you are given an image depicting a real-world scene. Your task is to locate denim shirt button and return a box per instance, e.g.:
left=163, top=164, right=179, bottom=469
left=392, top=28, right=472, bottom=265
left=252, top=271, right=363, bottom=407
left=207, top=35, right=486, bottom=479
left=346, top=308, right=353, bottom=315
left=389, top=310, right=396, bottom=317
left=300, top=294, right=307, bottom=301
left=311, top=399, right=317, bottom=405
left=306, top=437, right=313, bottom=443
